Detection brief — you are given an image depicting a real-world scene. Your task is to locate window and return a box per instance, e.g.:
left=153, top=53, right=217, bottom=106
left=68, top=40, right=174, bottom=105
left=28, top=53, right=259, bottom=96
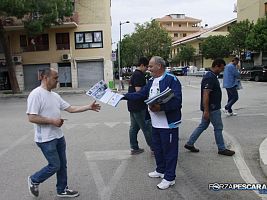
left=174, top=33, right=178, bottom=37
left=265, top=3, right=267, bottom=14
left=183, top=33, right=187, bottom=37
left=75, top=31, right=103, bottom=49
left=20, top=34, right=49, bottom=52
left=56, top=33, right=70, bottom=50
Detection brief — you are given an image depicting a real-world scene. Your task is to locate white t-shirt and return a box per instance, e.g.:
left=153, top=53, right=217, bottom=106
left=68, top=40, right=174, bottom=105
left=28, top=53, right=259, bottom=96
left=26, top=87, right=70, bottom=142
left=148, top=76, right=169, bottom=128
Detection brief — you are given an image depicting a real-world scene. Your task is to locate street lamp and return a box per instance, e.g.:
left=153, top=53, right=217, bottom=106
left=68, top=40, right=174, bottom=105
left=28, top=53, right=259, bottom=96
left=118, top=20, right=130, bottom=90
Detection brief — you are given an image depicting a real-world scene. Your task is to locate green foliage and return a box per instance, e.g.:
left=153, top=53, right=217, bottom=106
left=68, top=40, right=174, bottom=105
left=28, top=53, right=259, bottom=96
left=0, top=0, right=73, bottom=36
left=201, top=35, right=231, bottom=60
left=177, top=44, right=195, bottom=64
left=227, top=20, right=253, bottom=56
left=120, top=20, right=172, bottom=66
left=246, top=16, right=267, bottom=52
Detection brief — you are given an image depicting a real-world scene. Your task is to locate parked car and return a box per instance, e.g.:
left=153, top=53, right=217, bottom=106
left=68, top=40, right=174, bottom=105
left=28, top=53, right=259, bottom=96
left=193, top=68, right=209, bottom=77
left=240, top=65, right=267, bottom=82
left=171, top=66, right=184, bottom=76
left=166, top=67, right=172, bottom=73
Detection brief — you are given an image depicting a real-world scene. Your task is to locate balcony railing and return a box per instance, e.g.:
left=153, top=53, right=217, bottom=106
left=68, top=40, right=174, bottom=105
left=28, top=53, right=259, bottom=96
left=21, top=45, right=49, bottom=52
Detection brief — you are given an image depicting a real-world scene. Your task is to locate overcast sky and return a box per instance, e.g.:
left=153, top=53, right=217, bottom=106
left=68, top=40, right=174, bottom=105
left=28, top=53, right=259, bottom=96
left=111, top=0, right=237, bottom=49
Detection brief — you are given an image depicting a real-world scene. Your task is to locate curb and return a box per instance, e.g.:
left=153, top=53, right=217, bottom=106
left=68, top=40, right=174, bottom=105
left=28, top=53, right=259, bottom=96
left=259, top=137, right=267, bottom=177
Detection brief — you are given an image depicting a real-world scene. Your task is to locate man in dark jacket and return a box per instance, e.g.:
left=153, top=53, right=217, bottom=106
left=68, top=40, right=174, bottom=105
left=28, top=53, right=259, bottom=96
left=124, top=56, right=182, bottom=190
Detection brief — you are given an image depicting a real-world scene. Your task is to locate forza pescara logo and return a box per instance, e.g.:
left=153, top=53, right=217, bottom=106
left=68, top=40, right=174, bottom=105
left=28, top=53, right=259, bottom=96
left=209, top=183, right=267, bottom=193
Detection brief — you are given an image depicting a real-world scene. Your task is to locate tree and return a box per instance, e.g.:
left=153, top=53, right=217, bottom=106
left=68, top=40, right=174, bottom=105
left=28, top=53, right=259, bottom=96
left=246, top=16, right=267, bottom=52
left=227, top=20, right=253, bottom=57
left=201, top=35, right=231, bottom=60
left=120, top=20, right=172, bottom=67
left=176, top=44, right=195, bottom=65
left=0, top=0, right=73, bottom=93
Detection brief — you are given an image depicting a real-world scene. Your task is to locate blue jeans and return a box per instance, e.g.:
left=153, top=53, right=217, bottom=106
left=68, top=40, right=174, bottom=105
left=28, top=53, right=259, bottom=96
left=30, top=137, right=67, bottom=193
left=129, top=109, right=152, bottom=150
left=153, top=128, right=179, bottom=181
left=225, top=87, right=239, bottom=113
left=187, top=109, right=226, bottom=151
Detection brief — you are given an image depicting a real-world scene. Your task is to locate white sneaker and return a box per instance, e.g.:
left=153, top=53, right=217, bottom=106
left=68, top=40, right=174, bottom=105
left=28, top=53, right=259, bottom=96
left=222, top=108, right=237, bottom=116
left=157, top=179, right=175, bottom=190
left=229, top=112, right=237, bottom=116
left=222, top=108, right=228, bottom=114
left=226, top=111, right=237, bottom=116
left=148, top=171, right=164, bottom=178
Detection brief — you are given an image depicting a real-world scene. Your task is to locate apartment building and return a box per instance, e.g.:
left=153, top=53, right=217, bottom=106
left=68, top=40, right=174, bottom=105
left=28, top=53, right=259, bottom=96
left=171, top=19, right=237, bottom=68
left=155, top=14, right=202, bottom=41
left=237, top=0, right=267, bottom=22
left=237, top=0, right=267, bottom=65
left=0, top=0, right=112, bottom=91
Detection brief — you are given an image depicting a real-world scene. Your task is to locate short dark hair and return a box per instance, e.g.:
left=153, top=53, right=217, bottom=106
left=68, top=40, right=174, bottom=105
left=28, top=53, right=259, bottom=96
left=138, top=57, right=149, bottom=66
left=211, top=58, right=226, bottom=68
left=232, top=57, right=240, bottom=62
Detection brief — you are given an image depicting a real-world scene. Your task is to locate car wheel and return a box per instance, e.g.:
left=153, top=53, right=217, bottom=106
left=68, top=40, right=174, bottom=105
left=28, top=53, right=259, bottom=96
left=254, top=75, right=260, bottom=82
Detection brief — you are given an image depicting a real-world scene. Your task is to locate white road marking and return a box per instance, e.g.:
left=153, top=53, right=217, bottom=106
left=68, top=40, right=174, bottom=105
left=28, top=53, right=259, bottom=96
left=189, top=118, right=267, bottom=199
left=104, top=122, right=120, bottom=128
left=64, top=124, right=78, bottom=130
left=85, top=150, right=130, bottom=200
left=84, top=122, right=99, bottom=129
left=85, top=150, right=130, bottom=161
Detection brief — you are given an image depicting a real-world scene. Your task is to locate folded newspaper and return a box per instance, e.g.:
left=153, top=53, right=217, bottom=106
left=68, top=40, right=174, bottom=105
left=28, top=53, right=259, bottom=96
left=144, top=88, right=174, bottom=105
left=86, top=80, right=124, bottom=107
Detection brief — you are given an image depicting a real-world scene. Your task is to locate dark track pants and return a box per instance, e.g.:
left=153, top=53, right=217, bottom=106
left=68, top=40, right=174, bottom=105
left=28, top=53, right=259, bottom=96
left=152, top=127, right=179, bottom=181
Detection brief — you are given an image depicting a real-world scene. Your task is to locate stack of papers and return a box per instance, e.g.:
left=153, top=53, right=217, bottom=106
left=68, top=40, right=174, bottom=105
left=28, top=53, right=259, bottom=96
left=86, top=80, right=124, bottom=107
left=144, top=88, right=174, bottom=105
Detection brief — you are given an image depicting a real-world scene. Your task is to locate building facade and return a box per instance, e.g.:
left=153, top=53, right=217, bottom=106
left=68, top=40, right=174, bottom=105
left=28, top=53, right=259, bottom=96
left=171, top=19, right=237, bottom=68
left=237, top=0, right=267, bottom=66
left=155, top=14, right=202, bottom=41
left=0, top=0, right=112, bottom=91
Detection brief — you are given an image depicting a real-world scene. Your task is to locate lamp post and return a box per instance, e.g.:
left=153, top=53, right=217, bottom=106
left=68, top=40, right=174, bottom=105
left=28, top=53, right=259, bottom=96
left=118, top=20, right=130, bottom=90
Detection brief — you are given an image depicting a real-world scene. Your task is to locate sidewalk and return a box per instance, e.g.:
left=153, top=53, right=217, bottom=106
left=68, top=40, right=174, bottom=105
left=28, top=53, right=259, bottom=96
left=259, top=138, right=267, bottom=177
left=0, top=80, right=129, bottom=99
left=0, top=87, right=86, bottom=98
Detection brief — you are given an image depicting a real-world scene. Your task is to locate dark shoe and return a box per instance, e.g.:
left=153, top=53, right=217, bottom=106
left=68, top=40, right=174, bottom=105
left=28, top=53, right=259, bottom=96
left=184, top=144, right=199, bottom=152
left=130, top=148, right=144, bottom=155
left=27, top=176, right=39, bottom=197
left=57, top=187, right=79, bottom=198
left=218, top=149, right=235, bottom=156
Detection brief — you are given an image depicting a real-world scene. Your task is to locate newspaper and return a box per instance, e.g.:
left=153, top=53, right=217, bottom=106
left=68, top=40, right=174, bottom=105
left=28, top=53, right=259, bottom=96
left=144, top=88, right=174, bottom=105
left=86, top=80, right=124, bottom=107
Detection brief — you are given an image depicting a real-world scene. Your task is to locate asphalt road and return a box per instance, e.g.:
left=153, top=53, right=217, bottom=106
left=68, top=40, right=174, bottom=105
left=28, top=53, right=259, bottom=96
left=0, top=76, right=267, bottom=200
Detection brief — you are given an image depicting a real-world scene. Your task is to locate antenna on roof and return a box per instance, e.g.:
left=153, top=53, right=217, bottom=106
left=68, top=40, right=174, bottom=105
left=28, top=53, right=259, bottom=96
left=233, top=3, right=237, bottom=13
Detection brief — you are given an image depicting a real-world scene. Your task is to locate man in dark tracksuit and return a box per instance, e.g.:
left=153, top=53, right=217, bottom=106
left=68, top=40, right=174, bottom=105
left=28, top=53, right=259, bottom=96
left=124, top=56, right=182, bottom=190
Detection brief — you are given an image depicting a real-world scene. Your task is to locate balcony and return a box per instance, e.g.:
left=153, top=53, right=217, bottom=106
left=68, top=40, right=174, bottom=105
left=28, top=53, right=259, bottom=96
left=21, top=45, right=49, bottom=52
left=162, top=26, right=201, bottom=32
left=3, top=12, right=78, bottom=31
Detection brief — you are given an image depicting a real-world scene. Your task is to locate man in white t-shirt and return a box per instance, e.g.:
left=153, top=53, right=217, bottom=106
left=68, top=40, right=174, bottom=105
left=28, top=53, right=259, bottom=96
left=26, top=68, right=100, bottom=198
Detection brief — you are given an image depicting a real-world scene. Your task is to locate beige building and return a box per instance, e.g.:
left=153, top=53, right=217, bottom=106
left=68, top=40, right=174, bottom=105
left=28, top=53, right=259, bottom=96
left=155, top=14, right=202, bottom=41
left=171, top=19, right=237, bottom=68
left=0, top=0, right=112, bottom=91
left=237, top=0, right=267, bottom=65
left=237, top=0, right=267, bottom=23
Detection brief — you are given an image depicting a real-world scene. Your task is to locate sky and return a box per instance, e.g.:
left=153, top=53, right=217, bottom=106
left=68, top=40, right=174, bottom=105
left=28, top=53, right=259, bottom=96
left=111, top=0, right=237, bottom=49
